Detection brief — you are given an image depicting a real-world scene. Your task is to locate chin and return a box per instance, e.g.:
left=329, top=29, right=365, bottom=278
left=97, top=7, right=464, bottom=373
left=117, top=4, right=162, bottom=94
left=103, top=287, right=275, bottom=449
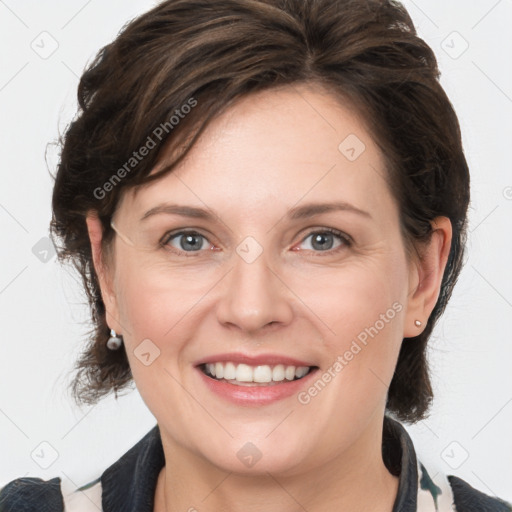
left=193, top=432, right=314, bottom=477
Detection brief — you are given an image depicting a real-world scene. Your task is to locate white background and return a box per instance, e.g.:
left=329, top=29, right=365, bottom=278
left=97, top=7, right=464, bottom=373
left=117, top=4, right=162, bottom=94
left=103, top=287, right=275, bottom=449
left=0, top=0, right=511, bottom=503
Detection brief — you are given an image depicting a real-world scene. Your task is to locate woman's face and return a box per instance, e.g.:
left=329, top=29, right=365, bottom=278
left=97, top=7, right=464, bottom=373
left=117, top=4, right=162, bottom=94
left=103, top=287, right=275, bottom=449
left=93, top=84, right=427, bottom=476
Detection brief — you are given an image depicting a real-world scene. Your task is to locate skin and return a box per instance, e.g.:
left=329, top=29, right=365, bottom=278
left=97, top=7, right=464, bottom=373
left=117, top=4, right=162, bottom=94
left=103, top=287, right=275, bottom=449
left=86, top=83, right=452, bottom=512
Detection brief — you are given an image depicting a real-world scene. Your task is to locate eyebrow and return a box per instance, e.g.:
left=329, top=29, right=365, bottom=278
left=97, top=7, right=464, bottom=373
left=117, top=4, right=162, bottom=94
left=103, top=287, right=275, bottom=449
left=140, top=201, right=372, bottom=222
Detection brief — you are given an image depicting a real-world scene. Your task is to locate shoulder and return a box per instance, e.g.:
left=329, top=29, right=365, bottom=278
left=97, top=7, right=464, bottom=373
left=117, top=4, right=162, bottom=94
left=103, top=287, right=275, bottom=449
left=448, top=474, right=512, bottom=511
left=0, top=425, right=161, bottom=512
left=417, top=460, right=511, bottom=511
left=0, top=475, right=103, bottom=512
left=0, top=477, right=64, bottom=512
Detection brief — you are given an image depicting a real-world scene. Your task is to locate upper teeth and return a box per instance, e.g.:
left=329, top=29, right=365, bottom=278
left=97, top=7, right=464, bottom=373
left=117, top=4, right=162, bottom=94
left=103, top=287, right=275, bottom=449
left=205, top=362, right=311, bottom=383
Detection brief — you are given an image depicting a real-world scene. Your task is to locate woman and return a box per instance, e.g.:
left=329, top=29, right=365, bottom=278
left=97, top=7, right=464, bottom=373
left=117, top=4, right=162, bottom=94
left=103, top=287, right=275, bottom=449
left=1, top=0, right=510, bottom=510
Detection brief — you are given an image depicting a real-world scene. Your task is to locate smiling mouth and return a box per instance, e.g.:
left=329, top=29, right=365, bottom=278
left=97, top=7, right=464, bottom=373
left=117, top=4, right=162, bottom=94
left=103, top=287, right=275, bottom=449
left=199, top=362, right=318, bottom=386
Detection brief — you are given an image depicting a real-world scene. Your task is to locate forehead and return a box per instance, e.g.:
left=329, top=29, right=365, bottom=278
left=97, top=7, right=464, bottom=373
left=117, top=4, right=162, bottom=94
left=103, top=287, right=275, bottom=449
left=118, top=84, right=395, bottom=224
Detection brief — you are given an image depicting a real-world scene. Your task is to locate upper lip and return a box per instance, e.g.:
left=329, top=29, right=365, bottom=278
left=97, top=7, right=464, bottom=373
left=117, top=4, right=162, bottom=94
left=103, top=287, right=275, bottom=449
left=194, top=352, right=316, bottom=368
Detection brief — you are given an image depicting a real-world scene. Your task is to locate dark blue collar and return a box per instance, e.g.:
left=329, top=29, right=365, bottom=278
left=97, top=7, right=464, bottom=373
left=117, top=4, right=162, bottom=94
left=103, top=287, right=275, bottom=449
left=101, top=424, right=165, bottom=511
left=99, top=415, right=417, bottom=511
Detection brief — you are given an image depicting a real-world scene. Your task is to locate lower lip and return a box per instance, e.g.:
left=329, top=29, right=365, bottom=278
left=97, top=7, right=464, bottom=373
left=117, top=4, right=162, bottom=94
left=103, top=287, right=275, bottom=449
left=196, top=367, right=318, bottom=406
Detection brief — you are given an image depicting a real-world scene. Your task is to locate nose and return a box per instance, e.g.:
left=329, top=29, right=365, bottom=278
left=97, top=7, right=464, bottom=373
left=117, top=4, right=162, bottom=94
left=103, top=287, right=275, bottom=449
left=215, top=247, right=294, bottom=334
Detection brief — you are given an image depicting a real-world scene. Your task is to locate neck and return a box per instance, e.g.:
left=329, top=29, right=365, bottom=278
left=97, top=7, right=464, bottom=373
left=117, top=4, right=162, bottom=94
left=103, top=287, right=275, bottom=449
left=154, top=414, right=399, bottom=512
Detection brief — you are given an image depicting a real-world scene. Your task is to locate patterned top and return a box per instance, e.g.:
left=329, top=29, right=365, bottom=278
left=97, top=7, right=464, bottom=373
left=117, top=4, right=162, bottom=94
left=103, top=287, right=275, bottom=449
left=1, top=415, right=510, bottom=511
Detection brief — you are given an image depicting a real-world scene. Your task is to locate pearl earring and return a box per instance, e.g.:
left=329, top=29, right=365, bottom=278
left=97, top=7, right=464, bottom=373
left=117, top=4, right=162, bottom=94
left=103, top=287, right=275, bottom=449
left=414, top=320, right=422, bottom=327
left=107, top=329, right=123, bottom=350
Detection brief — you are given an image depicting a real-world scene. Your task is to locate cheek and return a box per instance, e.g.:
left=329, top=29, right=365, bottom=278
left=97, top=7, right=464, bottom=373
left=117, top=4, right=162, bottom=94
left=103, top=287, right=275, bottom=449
left=112, top=256, right=219, bottom=396
left=304, top=248, right=407, bottom=338
left=113, top=250, right=210, bottom=337
left=112, top=265, right=194, bottom=408
left=289, top=252, right=408, bottom=444
left=309, top=247, right=409, bottom=385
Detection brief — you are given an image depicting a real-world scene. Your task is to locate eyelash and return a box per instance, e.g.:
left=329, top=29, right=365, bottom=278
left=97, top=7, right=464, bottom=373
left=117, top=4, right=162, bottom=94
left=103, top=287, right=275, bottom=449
left=160, top=228, right=352, bottom=257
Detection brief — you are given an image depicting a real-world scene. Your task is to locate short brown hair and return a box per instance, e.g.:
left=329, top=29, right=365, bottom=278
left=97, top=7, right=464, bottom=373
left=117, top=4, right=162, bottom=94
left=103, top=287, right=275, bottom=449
left=51, top=0, right=470, bottom=423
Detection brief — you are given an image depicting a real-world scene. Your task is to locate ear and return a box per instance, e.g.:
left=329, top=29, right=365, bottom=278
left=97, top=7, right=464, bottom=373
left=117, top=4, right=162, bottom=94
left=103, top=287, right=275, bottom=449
left=85, top=211, right=122, bottom=334
left=403, top=216, right=452, bottom=338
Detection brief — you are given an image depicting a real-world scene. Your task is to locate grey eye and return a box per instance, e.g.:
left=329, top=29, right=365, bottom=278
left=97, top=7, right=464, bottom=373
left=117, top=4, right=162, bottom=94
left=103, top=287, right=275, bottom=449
left=299, top=230, right=348, bottom=252
left=166, top=232, right=209, bottom=252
